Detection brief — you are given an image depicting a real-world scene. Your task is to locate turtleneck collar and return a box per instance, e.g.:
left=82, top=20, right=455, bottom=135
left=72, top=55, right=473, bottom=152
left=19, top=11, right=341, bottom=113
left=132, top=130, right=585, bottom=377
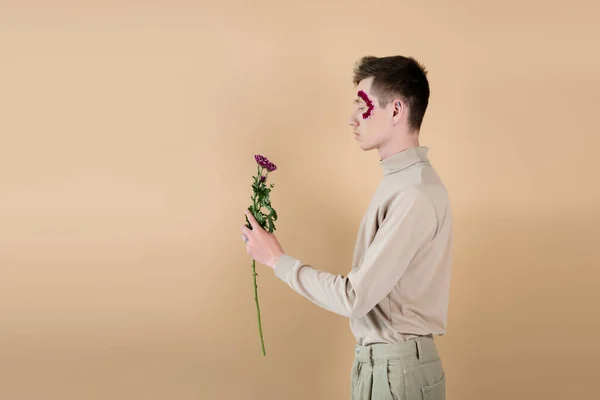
left=380, top=146, right=430, bottom=175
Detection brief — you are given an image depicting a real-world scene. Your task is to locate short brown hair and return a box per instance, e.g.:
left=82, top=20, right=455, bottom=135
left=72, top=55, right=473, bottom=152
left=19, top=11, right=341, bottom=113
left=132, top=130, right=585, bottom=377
left=353, top=55, right=430, bottom=132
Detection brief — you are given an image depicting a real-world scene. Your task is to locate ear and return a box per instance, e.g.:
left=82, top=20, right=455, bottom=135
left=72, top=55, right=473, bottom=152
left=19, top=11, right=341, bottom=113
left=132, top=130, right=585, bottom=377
left=393, top=100, right=402, bottom=115
left=391, top=99, right=404, bottom=125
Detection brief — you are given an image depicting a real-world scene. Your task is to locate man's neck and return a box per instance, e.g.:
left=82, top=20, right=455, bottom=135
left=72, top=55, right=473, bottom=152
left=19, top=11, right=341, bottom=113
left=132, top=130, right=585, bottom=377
left=378, top=135, right=420, bottom=161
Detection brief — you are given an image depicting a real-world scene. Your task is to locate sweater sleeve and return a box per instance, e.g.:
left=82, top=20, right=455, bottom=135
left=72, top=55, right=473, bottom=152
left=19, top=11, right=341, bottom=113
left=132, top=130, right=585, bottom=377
left=273, top=188, right=437, bottom=318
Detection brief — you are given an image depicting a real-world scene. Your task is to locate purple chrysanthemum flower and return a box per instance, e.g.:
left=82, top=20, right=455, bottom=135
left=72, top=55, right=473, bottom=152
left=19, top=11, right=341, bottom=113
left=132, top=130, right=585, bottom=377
left=254, top=154, right=277, bottom=172
left=260, top=175, right=266, bottom=182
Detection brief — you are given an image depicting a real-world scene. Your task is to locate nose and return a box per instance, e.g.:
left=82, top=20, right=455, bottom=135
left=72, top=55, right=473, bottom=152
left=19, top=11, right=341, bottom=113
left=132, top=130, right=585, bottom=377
left=348, top=115, right=358, bottom=128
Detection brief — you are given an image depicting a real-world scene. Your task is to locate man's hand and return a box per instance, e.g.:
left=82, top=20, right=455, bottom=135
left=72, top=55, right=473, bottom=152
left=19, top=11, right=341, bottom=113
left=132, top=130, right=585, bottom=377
left=241, top=210, right=285, bottom=270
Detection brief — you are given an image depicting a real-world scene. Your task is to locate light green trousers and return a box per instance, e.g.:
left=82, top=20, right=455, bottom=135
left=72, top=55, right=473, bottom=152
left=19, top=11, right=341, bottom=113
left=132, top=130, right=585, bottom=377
left=350, top=336, right=445, bottom=400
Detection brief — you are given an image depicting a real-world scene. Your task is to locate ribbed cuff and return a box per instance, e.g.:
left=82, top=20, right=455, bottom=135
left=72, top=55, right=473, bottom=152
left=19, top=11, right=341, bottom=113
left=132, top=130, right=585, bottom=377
left=274, top=253, right=297, bottom=283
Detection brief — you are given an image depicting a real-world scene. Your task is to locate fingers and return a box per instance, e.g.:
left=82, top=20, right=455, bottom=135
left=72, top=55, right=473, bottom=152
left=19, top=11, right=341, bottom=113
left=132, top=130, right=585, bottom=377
left=242, top=211, right=264, bottom=246
left=241, top=229, right=250, bottom=246
left=244, top=210, right=258, bottom=228
left=241, top=225, right=252, bottom=237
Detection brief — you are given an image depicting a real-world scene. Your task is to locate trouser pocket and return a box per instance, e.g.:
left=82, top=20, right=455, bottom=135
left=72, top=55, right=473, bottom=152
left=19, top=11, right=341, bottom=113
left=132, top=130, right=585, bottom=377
left=420, top=373, right=445, bottom=400
left=404, top=359, right=445, bottom=400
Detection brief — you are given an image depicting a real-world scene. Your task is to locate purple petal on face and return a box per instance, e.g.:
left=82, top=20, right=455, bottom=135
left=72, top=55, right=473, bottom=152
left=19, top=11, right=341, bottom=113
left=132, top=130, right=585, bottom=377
left=260, top=175, right=266, bottom=181
left=357, top=90, right=374, bottom=120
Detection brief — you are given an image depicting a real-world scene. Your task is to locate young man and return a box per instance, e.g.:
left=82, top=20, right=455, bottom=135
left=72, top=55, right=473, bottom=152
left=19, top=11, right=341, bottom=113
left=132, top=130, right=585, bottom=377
left=241, top=55, right=452, bottom=400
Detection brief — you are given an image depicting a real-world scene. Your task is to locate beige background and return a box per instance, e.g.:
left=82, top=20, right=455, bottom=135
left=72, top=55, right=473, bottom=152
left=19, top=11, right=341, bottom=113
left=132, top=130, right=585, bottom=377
left=1, top=1, right=599, bottom=399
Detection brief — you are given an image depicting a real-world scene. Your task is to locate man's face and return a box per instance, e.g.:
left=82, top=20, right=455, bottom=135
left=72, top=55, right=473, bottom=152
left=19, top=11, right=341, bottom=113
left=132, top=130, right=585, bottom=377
left=348, top=77, right=393, bottom=152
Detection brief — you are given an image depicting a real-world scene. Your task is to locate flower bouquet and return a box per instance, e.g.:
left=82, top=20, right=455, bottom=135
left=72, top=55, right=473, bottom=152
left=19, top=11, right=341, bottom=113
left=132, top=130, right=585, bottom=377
left=245, top=154, right=278, bottom=356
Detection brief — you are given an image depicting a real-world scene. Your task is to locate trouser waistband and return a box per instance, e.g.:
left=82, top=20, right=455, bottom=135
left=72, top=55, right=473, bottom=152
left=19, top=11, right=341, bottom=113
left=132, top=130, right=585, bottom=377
left=354, top=335, right=438, bottom=364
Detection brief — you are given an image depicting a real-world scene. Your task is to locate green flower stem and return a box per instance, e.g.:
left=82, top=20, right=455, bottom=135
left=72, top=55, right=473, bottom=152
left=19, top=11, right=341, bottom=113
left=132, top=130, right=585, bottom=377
left=252, top=259, right=266, bottom=356
left=247, top=161, right=277, bottom=356
left=251, top=165, right=266, bottom=356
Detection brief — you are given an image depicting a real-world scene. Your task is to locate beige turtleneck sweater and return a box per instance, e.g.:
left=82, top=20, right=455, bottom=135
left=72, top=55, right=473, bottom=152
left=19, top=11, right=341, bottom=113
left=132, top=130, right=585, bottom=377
left=273, top=146, right=452, bottom=345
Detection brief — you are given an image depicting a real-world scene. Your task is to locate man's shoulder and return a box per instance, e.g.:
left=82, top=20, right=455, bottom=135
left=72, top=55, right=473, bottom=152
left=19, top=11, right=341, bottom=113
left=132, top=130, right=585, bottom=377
left=378, top=176, right=449, bottom=220
left=377, top=186, right=435, bottom=218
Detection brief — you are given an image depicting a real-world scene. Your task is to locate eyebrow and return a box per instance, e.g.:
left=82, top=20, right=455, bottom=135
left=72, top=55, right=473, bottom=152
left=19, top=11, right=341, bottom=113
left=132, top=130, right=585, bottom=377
left=354, top=98, right=362, bottom=104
